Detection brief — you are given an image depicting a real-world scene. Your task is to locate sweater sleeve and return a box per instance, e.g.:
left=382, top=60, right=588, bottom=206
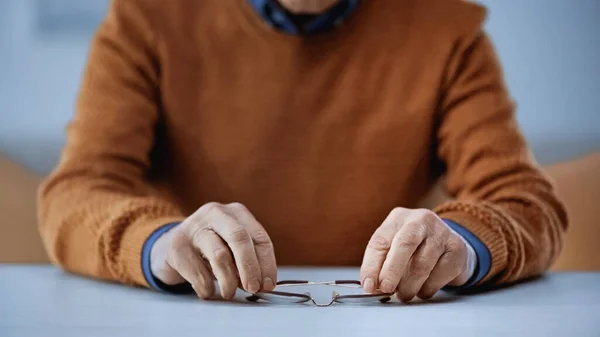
left=433, top=30, right=568, bottom=287
left=37, top=0, right=185, bottom=287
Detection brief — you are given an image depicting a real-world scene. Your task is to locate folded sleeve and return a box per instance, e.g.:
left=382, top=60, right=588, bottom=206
left=433, top=29, right=568, bottom=286
left=37, top=0, right=186, bottom=288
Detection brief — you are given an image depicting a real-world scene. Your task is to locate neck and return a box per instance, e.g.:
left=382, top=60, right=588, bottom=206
left=276, top=0, right=341, bottom=14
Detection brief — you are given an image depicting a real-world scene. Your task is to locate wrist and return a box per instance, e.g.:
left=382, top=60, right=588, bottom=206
left=150, top=229, right=172, bottom=279
left=457, top=233, right=478, bottom=286
left=142, top=222, right=187, bottom=291
left=441, top=218, right=491, bottom=289
left=445, top=225, right=478, bottom=286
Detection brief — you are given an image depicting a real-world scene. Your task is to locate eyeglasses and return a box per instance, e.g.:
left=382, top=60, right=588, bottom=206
left=244, top=280, right=395, bottom=307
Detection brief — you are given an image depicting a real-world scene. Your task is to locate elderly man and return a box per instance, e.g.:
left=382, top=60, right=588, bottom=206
left=38, top=0, right=567, bottom=302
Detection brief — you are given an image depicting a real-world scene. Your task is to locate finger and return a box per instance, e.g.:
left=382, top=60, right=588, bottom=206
left=378, top=221, right=427, bottom=293
left=168, top=232, right=215, bottom=299
left=226, top=203, right=277, bottom=291
left=195, top=229, right=239, bottom=299
left=206, top=208, right=262, bottom=293
left=360, top=224, right=396, bottom=293
left=396, top=236, right=444, bottom=302
left=418, top=237, right=467, bottom=299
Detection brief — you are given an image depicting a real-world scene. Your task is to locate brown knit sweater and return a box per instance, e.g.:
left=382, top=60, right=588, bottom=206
left=37, top=0, right=567, bottom=289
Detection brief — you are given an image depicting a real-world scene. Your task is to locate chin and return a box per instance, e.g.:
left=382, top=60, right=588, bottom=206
left=277, top=0, right=340, bottom=14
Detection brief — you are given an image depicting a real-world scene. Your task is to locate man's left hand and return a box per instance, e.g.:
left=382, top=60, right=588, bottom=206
left=360, top=207, right=477, bottom=302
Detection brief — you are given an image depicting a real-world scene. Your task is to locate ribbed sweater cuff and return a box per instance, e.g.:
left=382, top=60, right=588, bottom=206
left=119, top=215, right=186, bottom=288
left=434, top=203, right=508, bottom=285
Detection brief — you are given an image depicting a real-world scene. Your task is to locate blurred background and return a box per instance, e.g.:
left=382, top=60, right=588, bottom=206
left=0, top=0, right=599, bottom=174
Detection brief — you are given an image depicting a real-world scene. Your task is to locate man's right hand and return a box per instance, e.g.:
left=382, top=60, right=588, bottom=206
left=150, top=202, right=277, bottom=299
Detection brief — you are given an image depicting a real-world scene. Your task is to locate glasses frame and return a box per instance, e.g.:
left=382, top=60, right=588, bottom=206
left=244, top=280, right=395, bottom=307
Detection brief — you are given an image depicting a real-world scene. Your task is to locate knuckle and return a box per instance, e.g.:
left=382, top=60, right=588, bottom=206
left=395, top=225, right=425, bottom=247
left=430, top=231, right=448, bottom=251
left=229, top=228, right=252, bottom=245
left=227, top=202, right=247, bottom=212
left=445, top=247, right=467, bottom=272
left=200, top=202, right=222, bottom=215
left=189, top=226, right=211, bottom=246
left=259, top=247, right=276, bottom=260
left=381, top=268, right=401, bottom=282
left=388, top=208, right=407, bottom=228
left=411, top=221, right=428, bottom=237
left=252, top=230, right=273, bottom=246
left=390, top=207, right=406, bottom=217
left=259, top=260, right=275, bottom=273
left=240, top=261, right=261, bottom=276
left=413, top=252, right=432, bottom=267
left=368, top=235, right=391, bottom=251
left=393, top=235, right=416, bottom=248
left=437, top=224, right=451, bottom=239
left=212, top=247, right=231, bottom=265
left=256, top=249, right=276, bottom=268
left=410, top=259, right=431, bottom=277
left=447, top=235, right=466, bottom=254
left=420, top=210, right=439, bottom=224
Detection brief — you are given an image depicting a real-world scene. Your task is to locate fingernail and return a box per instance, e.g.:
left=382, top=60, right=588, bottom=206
left=193, top=285, right=212, bottom=300
left=380, top=279, right=394, bottom=293
left=363, top=278, right=375, bottom=293
left=263, top=277, right=275, bottom=291
left=248, top=278, right=261, bottom=293
left=220, top=285, right=234, bottom=300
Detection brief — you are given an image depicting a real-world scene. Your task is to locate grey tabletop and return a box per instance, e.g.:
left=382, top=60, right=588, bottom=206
left=1, top=265, right=599, bottom=337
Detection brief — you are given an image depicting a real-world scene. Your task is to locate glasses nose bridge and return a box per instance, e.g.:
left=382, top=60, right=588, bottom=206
left=310, top=291, right=339, bottom=308
left=306, top=290, right=341, bottom=307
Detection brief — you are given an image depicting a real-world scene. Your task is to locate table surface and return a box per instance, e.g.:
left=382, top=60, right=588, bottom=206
left=1, top=266, right=599, bottom=337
